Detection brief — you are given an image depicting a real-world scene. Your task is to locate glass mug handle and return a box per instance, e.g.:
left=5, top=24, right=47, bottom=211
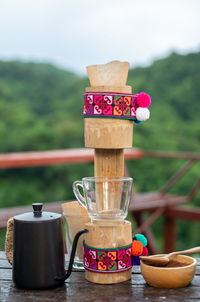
left=72, top=181, right=87, bottom=209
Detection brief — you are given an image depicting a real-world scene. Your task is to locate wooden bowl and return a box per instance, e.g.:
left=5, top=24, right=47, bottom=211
left=140, top=254, right=197, bottom=288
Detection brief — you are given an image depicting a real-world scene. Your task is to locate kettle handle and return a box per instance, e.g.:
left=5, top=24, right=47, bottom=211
left=55, top=228, right=89, bottom=282
left=5, top=217, right=14, bottom=265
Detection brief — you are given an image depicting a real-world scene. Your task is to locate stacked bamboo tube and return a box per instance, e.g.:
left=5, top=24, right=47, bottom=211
left=84, top=61, right=133, bottom=284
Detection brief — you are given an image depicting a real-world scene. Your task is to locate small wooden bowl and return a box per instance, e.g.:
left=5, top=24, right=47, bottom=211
left=140, top=254, right=197, bottom=288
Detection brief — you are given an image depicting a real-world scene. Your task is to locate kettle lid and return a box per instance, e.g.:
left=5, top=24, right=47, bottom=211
left=14, top=203, right=61, bottom=222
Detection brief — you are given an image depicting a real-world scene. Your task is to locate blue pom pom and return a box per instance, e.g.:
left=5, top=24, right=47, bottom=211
left=135, top=234, right=147, bottom=247
left=134, top=120, right=143, bottom=124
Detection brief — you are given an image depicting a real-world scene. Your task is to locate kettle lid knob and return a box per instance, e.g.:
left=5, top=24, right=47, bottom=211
left=32, top=203, right=43, bottom=217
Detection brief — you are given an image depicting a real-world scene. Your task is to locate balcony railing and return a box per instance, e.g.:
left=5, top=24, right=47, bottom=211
left=0, top=148, right=199, bottom=254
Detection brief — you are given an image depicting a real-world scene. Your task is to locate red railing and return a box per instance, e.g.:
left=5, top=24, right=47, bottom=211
left=0, top=148, right=145, bottom=168
left=0, top=148, right=199, bottom=169
left=0, top=148, right=199, bottom=254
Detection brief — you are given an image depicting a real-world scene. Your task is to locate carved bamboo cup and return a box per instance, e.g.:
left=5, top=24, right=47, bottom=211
left=85, top=61, right=133, bottom=150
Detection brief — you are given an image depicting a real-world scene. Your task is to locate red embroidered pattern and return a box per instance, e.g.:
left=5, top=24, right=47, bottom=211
left=83, top=242, right=132, bottom=273
left=83, top=92, right=138, bottom=120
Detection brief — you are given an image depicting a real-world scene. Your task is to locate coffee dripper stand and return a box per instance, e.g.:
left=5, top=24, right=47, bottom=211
left=80, top=61, right=134, bottom=284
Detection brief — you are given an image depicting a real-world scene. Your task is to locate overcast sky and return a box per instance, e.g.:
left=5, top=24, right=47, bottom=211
left=0, top=0, right=200, bottom=74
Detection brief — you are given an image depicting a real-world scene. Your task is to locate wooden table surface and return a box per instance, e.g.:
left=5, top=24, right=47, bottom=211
left=0, top=251, right=200, bottom=302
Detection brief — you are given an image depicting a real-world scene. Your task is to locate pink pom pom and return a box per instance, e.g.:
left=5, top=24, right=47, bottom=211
left=137, top=92, right=151, bottom=108
left=142, top=247, right=148, bottom=256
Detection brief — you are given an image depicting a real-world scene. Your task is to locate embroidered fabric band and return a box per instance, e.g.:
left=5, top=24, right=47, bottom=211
left=83, top=92, right=139, bottom=120
left=83, top=242, right=132, bottom=273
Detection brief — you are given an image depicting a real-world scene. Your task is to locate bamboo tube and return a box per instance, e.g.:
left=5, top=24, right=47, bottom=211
left=84, top=61, right=133, bottom=149
left=85, top=221, right=132, bottom=284
left=83, top=61, right=134, bottom=284
left=94, top=149, right=124, bottom=178
left=94, top=149, right=124, bottom=213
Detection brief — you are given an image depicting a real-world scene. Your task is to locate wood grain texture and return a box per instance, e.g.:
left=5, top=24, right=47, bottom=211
left=94, top=149, right=124, bottom=211
left=86, top=61, right=130, bottom=87
left=94, top=149, right=124, bottom=178
left=0, top=253, right=200, bottom=302
left=141, top=255, right=197, bottom=289
left=84, top=118, right=133, bottom=149
left=85, top=86, right=132, bottom=93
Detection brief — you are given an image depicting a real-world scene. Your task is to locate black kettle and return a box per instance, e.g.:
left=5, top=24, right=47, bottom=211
left=11, top=203, right=88, bottom=289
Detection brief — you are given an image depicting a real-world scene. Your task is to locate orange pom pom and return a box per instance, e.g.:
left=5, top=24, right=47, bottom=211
left=131, top=240, right=143, bottom=256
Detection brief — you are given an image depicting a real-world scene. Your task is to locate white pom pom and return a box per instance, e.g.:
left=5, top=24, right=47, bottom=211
left=136, top=107, right=150, bottom=121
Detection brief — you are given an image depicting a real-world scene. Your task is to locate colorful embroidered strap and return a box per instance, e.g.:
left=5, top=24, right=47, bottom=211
left=83, top=242, right=132, bottom=273
left=83, top=92, right=151, bottom=123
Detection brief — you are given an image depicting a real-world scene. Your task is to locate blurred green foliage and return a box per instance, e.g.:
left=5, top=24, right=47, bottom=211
left=0, top=52, right=199, bottom=251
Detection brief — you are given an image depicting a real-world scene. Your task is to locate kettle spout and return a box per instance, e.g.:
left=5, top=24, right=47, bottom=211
left=55, top=229, right=89, bottom=282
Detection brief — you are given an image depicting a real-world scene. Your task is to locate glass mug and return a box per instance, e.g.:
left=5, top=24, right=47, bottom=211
left=73, top=177, right=133, bottom=221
